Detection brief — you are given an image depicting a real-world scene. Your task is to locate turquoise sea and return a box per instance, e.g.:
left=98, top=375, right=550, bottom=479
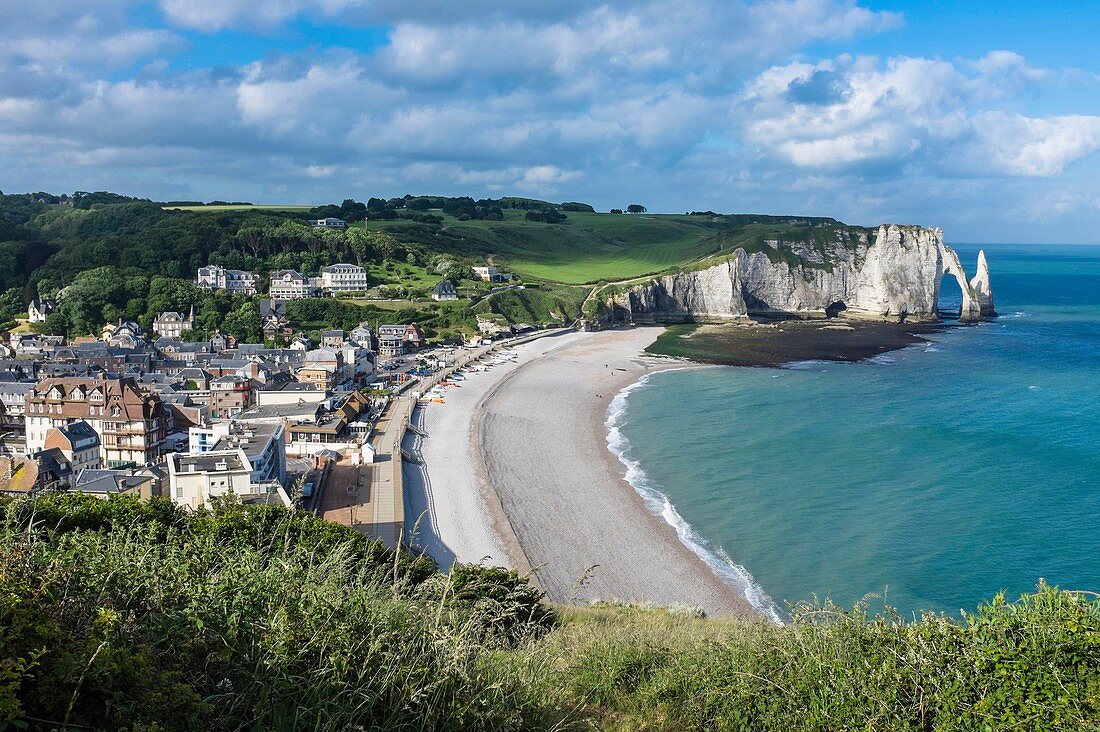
left=609, top=244, right=1100, bottom=619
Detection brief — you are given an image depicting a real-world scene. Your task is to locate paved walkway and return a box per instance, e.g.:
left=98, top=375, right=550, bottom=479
left=319, top=395, right=414, bottom=547
left=320, top=328, right=570, bottom=547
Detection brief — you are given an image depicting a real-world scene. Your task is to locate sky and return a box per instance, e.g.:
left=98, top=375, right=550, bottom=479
left=2, top=1, right=1099, bottom=242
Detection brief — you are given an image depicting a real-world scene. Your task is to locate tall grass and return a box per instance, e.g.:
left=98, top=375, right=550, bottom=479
left=3, top=494, right=1099, bottom=730
left=0, top=495, right=562, bottom=730
left=527, top=592, right=1100, bottom=730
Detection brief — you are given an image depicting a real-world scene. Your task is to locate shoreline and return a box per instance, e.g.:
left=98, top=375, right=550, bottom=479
left=471, top=327, right=758, bottom=618
left=602, top=369, right=785, bottom=622
left=404, top=321, right=961, bottom=620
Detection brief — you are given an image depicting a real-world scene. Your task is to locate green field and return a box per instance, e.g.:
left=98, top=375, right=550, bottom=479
left=364, top=211, right=731, bottom=284
left=162, top=204, right=315, bottom=211
left=450, top=212, right=726, bottom=283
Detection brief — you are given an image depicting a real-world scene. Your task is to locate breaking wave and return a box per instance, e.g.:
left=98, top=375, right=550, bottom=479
left=605, top=374, right=785, bottom=624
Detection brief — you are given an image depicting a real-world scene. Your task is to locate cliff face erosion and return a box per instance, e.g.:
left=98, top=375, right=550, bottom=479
left=608, top=225, right=995, bottom=324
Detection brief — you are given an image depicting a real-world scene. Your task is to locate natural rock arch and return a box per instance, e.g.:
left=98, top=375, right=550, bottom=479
left=938, top=245, right=994, bottom=321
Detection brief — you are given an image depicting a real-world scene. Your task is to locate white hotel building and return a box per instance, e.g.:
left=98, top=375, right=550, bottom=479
left=268, top=270, right=321, bottom=299
left=320, top=263, right=369, bottom=293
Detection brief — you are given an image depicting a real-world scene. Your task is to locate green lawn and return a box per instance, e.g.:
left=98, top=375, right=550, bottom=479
left=340, top=299, right=470, bottom=312
left=446, top=212, right=728, bottom=284
left=177, top=208, right=848, bottom=287
left=356, top=211, right=730, bottom=284
left=366, top=261, right=444, bottom=291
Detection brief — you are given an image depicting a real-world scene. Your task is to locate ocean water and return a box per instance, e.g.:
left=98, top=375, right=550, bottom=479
left=609, top=244, right=1100, bottom=618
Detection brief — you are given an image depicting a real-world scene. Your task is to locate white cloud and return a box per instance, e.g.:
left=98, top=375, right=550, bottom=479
left=969, top=112, right=1100, bottom=176
left=742, top=52, right=1100, bottom=177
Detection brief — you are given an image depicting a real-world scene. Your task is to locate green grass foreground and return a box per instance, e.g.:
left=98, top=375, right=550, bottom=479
left=2, top=495, right=1099, bottom=730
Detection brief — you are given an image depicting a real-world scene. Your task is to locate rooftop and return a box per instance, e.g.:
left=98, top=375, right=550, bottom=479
left=171, top=450, right=249, bottom=474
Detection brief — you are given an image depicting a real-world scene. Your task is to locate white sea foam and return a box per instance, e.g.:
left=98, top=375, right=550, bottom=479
left=605, top=375, right=786, bottom=624
left=783, top=359, right=833, bottom=371
left=924, top=345, right=941, bottom=353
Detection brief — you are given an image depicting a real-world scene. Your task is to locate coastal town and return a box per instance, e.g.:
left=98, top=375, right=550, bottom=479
left=2, top=1, right=1096, bottom=726
left=0, top=254, right=544, bottom=546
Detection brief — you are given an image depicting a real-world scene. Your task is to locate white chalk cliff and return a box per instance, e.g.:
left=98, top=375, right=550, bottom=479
left=609, top=225, right=994, bottom=323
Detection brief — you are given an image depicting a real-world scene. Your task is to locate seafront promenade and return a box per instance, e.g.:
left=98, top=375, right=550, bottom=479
left=321, top=327, right=574, bottom=547
left=319, top=395, right=413, bottom=545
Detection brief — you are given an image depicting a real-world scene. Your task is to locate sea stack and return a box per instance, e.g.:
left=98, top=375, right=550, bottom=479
left=970, top=250, right=996, bottom=317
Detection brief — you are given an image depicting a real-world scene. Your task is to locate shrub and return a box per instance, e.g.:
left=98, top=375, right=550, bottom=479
left=0, top=495, right=565, bottom=730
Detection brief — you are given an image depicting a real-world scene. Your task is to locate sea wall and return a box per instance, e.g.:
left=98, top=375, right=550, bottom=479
left=608, top=225, right=994, bottom=324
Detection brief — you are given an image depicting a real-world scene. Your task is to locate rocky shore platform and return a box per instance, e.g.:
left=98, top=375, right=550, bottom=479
left=645, top=319, right=950, bottom=367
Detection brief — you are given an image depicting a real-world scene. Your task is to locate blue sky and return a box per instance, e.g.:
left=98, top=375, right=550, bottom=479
left=2, top=1, right=1099, bottom=242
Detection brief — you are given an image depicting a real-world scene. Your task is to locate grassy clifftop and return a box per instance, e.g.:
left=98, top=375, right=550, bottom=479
left=366, top=210, right=856, bottom=285
left=3, top=496, right=1098, bottom=730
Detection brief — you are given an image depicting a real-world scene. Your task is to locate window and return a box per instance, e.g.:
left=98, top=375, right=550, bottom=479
left=175, top=485, right=183, bottom=499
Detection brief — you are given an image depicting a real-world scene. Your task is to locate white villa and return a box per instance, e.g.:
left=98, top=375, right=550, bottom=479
left=153, top=308, right=194, bottom=339
left=196, top=265, right=258, bottom=295
left=269, top=270, right=321, bottom=299
left=320, top=263, right=369, bottom=293
left=308, top=218, right=348, bottom=229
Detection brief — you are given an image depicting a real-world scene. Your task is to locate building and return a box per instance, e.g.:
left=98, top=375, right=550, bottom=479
left=188, top=421, right=231, bottom=454
left=341, top=345, right=375, bottom=384
left=153, top=309, right=194, bottom=339
left=209, top=375, right=252, bottom=418
left=196, top=265, right=258, bottom=295
left=255, top=382, right=325, bottom=407
left=376, top=325, right=407, bottom=357
left=348, top=323, right=373, bottom=349
left=268, top=270, right=321, bottom=300
left=431, top=280, right=459, bottom=301
left=296, top=349, right=343, bottom=392
left=166, top=449, right=254, bottom=509
left=25, top=377, right=166, bottom=468
left=284, top=391, right=372, bottom=455
left=377, top=324, right=425, bottom=357
left=307, top=217, right=348, bottom=229
left=259, top=299, right=291, bottom=340
left=0, top=452, right=69, bottom=494
left=320, top=329, right=345, bottom=348
left=472, top=265, right=502, bottom=282
left=71, top=467, right=161, bottom=500
left=319, top=263, right=369, bottom=293
left=103, top=321, right=146, bottom=349
left=0, top=382, right=34, bottom=427
left=42, top=421, right=101, bottom=473
left=27, top=298, right=54, bottom=323
left=189, top=420, right=286, bottom=485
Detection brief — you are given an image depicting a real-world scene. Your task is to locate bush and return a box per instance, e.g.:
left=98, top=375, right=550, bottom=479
left=446, top=564, right=556, bottom=644
left=0, top=494, right=562, bottom=730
